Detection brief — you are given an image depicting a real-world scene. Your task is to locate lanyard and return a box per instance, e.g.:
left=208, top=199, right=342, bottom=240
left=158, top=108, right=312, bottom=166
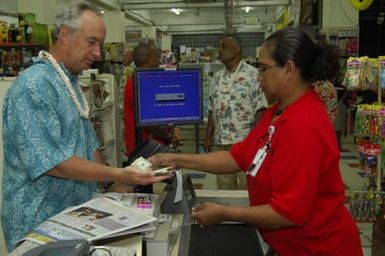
left=246, top=125, right=275, bottom=177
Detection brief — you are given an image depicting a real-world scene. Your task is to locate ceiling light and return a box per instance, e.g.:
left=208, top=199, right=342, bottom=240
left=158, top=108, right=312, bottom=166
left=245, top=6, right=250, bottom=13
left=171, top=8, right=181, bottom=15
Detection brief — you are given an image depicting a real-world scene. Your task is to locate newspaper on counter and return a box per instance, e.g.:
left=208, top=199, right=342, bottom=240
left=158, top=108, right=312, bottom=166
left=21, top=196, right=157, bottom=246
left=96, top=192, right=160, bottom=217
left=93, top=192, right=161, bottom=239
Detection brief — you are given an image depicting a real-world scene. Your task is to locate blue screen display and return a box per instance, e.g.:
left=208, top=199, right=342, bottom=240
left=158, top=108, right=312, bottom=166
left=135, top=68, right=202, bottom=126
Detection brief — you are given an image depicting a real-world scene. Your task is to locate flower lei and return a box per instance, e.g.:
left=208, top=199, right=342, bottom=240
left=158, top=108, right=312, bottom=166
left=38, top=51, right=89, bottom=119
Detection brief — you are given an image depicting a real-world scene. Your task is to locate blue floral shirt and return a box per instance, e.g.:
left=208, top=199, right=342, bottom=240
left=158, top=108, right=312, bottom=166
left=208, top=62, right=268, bottom=144
left=1, top=57, right=99, bottom=250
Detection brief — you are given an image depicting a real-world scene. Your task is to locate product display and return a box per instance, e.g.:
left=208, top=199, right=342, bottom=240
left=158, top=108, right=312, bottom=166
left=343, top=56, right=378, bottom=90
left=379, top=56, right=385, bottom=89
left=357, top=140, right=381, bottom=176
left=349, top=191, right=383, bottom=222
left=79, top=73, right=120, bottom=167
left=354, top=104, right=385, bottom=137
left=90, top=116, right=105, bottom=149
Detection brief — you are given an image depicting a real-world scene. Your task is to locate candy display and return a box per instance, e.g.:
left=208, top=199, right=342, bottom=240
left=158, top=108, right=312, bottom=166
left=349, top=191, right=384, bottom=222
left=342, top=57, right=361, bottom=89
left=354, top=104, right=385, bottom=137
left=342, top=56, right=378, bottom=90
left=356, top=140, right=381, bottom=176
left=379, top=56, right=385, bottom=89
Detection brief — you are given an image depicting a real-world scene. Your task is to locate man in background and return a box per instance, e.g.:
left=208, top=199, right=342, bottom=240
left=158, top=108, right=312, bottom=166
left=204, top=35, right=268, bottom=190
left=123, top=42, right=177, bottom=160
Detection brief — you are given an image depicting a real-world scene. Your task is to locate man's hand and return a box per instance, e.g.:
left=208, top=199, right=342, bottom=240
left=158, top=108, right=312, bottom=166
left=203, top=138, right=213, bottom=153
left=120, top=166, right=172, bottom=185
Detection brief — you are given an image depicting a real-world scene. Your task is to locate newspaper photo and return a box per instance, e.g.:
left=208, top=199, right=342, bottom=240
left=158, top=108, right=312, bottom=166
left=94, top=192, right=161, bottom=239
left=22, top=197, right=157, bottom=245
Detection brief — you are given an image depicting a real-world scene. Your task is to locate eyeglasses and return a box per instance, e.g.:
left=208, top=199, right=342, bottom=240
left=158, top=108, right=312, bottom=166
left=256, top=63, right=279, bottom=74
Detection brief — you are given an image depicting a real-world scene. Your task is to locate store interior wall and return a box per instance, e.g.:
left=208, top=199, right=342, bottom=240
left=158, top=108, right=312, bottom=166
left=141, top=25, right=157, bottom=41
left=322, top=0, right=358, bottom=30
left=1, top=0, right=18, bottom=13
left=161, top=33, right=172, bottom=51
left=103, top=10, right=126, bottom=42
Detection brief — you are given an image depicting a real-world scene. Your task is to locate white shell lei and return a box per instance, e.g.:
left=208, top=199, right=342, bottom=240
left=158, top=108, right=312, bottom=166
left=38, top=51, right=90, bottom=119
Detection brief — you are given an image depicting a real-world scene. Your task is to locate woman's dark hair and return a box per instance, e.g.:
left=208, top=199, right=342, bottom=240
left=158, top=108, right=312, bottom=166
left=264, top=27, right=339, bottom=83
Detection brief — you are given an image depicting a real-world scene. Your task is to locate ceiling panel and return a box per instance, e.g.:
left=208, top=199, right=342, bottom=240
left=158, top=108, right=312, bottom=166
left=121, top=0, right=290, bottom=34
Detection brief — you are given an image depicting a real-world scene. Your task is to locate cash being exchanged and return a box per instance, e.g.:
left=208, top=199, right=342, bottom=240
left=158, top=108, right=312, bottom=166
left=130, top=157, right=176, bottom=176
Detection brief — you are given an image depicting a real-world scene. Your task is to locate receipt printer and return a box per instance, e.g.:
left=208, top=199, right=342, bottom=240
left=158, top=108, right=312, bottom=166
left=24, top=239, right=89, bottom=256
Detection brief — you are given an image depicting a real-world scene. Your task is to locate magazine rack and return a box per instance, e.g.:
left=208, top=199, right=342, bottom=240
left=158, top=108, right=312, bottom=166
left=79, top=73, right=121, bottom=167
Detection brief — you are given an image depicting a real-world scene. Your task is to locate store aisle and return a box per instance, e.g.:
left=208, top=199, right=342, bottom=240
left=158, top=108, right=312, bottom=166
left=339, top=142, right=373, bottom=256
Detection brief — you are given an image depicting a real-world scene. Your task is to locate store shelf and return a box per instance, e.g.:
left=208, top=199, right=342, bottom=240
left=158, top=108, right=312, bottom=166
left=0, top=42, right=47, bottom=47
left=0, top=43, right=48, bottom=76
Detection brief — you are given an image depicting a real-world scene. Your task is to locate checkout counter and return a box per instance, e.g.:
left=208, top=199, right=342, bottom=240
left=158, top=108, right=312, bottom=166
left=11, top=174, right=264, bottom=256
left=163, top=175, right=264, bottom=256
left=171, top=192, right=264, bottom=256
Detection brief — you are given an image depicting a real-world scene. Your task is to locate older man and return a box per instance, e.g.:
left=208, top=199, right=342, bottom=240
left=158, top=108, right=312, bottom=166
left=204, top=35, right=267, bottom=190
left=1, top=3, right=168, bottom=250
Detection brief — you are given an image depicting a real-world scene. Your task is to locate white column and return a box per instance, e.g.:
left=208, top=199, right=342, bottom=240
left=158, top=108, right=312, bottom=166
left=161, top=33, right=172, bottom=50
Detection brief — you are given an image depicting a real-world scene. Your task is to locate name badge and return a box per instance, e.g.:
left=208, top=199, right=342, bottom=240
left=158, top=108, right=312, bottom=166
left=248, top=146, right=267, bottom=177
left=247, top=126, right=275, bottom=177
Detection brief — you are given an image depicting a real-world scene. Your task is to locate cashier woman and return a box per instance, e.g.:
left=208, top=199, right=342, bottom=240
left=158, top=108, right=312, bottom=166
left=149, top=27, right=363, bottom=255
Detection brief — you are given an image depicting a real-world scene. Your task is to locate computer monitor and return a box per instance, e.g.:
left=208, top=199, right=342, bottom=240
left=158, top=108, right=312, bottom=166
left=134, top=67, right=203, bottom=127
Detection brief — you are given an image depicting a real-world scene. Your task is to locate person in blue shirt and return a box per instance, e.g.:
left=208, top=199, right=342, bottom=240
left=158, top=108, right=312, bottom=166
left=1, top=3, right=169, bottom=251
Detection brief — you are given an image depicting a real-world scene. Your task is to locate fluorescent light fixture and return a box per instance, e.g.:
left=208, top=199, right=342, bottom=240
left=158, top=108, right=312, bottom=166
left=245, top=6, right=250, bottom=13
left=171, top=8, right=181, bottom=15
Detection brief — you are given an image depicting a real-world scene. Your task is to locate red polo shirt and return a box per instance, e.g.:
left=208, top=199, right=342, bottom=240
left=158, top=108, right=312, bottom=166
left=230, top=89, right=362, bottom=255
left=123, top=75, right=150, bottom=156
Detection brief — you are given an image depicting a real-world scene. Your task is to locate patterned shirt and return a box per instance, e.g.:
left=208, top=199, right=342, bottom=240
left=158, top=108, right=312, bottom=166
left=313, top=80, right=338, bottom=122
left=208, top=62, right=267, bottom=145
left=1, top=57, right=99, bottom=250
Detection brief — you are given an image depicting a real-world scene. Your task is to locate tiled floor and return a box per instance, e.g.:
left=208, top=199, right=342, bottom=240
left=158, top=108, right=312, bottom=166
left=339, top=142, right=374, bottom=256
left=180, top=136, right=374, bottom=255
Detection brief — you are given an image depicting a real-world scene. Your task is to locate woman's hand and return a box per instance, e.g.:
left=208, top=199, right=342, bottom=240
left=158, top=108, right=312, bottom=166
left=191, top=202, right=227, bottom=227
left=148, top=153, right=175, bottom=169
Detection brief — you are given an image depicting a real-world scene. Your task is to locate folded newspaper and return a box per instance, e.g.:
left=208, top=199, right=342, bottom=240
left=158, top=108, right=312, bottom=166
left=20, top=193, right=160, bottom=246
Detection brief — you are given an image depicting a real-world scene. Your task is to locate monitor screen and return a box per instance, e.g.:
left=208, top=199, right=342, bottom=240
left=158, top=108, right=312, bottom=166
left=134, top=68, right=202, bottom=127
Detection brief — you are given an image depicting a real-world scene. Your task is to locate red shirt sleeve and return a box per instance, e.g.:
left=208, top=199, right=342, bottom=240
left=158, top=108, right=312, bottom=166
left=123, top=75, right=136, bottom=156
